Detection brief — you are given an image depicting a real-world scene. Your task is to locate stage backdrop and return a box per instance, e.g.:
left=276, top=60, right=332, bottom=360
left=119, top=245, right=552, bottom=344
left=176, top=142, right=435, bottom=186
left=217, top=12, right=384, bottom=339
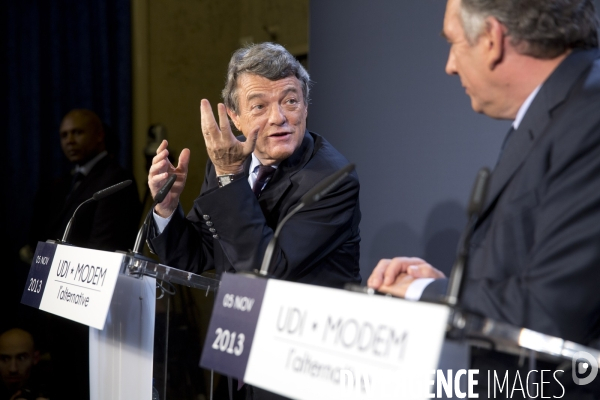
left=308, top=0, right=600, bottom=280
left=1, top=0, right=131, bottom=264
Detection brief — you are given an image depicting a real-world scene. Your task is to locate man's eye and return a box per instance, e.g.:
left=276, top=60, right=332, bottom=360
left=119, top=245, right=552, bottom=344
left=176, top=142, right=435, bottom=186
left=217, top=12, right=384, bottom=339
left=251, top=104, right=264, bottom=110
left=286, top=98, right=298, bottom=104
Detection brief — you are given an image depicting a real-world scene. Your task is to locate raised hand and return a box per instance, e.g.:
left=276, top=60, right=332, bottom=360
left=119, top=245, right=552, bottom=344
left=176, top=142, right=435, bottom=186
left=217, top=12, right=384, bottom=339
left=200, top=99, right=257, bottom=176
left=148, top=140, right=190, bottom=217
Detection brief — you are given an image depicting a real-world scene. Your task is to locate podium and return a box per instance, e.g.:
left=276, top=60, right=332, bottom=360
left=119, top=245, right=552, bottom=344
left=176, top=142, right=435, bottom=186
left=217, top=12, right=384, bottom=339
left=21, top=242, right=220, bottom=400
left=90, top=252, right=221, bottom=400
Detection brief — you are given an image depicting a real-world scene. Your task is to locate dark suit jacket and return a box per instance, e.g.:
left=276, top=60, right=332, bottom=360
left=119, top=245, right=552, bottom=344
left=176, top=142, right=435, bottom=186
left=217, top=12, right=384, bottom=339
left=149, top=131, right=361, bottom=288
left=29, top=155, right=141, bottom=252
left=425, top=49, right=600, bottom=345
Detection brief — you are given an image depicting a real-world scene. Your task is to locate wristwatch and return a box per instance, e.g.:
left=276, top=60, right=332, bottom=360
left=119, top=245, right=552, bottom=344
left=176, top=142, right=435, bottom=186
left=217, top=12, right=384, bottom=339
left=217, top=174, right=236, bottom=187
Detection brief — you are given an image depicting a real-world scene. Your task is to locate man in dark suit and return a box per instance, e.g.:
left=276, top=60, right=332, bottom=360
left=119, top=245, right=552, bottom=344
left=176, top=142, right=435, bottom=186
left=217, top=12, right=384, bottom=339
left=148, top=43, right=360, bottom=399
left=368, top=0, right=600, bottom=397
left=24, top=109, right=141, bottom=252
left=20, top=109, right=141, bottom=400
left=148, top=43, right=361, bottom=288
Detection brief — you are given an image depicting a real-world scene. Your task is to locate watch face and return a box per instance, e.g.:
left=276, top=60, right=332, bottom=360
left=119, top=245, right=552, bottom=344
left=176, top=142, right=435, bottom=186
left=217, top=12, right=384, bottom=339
left=218, top=175, right=234, bottom=187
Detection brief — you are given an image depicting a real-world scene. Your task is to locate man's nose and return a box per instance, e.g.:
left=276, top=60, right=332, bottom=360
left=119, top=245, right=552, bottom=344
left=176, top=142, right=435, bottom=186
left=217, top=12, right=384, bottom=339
left=268, top=104, right=287, bottom=125
left=8, top=358, right=18, bottom=372
left=445, top=50, right=457, bottom=76
left=64, top=132, right=76, bottom=143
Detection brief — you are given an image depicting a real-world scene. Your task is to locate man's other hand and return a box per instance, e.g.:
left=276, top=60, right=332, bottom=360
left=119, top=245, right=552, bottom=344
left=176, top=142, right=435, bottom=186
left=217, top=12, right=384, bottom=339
left=367, top=257, right=445, bottom=297
left=148, top=139, right=190, bottom=217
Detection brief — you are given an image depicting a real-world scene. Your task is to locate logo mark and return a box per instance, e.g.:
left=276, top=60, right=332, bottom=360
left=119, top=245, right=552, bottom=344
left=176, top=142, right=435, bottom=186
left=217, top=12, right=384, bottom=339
left=572, top=351, right=598, bottom=386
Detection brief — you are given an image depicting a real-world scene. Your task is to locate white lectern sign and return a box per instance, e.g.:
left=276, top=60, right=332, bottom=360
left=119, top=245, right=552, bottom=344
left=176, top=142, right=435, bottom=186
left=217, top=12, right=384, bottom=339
left=21, top=242, right=122, bottom=329
left=201, top=274, right=450, bottom=400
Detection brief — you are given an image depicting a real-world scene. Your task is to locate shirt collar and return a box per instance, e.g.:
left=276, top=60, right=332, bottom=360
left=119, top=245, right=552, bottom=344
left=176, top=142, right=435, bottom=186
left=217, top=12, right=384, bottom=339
left=513, top=84, right=542, bottom=130
left=75, top=151, right=108, bottom=176
left=250, top=153, right=279, bottom=173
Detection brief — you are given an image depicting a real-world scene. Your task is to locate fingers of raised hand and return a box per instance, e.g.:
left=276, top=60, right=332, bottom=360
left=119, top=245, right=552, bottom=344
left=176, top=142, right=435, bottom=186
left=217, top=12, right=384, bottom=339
left=149, top=155, right=170, bottom=178
left=200, top=99, right=219, bottom=139
left=156, top=139, right=169, bottom=155
left=177, top=148, right=191, bottom=174
left=217, top=103, right=233, bottom=136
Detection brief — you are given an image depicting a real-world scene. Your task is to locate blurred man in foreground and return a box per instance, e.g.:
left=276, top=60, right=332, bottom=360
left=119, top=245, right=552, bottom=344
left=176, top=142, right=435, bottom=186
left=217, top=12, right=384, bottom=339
left=369, top=0, right=600, bottom=397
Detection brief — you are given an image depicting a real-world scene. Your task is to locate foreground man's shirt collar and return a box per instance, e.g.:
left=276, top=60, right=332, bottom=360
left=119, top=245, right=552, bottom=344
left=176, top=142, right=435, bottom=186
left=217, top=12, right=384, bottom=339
left=513, top=84, right=542, bottom=130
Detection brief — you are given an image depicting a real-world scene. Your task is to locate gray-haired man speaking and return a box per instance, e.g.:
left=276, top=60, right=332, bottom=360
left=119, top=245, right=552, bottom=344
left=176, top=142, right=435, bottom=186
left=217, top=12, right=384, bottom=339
left=148, top=42, right=361, bottom=399
left=148, top=43, right=361, bottom=288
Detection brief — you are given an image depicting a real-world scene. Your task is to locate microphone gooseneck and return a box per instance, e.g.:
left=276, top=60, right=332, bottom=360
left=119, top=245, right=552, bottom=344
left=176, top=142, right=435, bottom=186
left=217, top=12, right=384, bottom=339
left=61, top=180, right=133, bottom=244
left=132, top=174, right=177, bottom=255
left=446, top=167, right=491, bottom=306
left=258, top=164, right=355, bottom=276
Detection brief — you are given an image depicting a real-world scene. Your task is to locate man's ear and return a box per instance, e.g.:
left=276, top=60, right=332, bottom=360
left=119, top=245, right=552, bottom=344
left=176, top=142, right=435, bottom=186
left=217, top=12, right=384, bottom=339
left=226, top=108, right=241, bottom=131
left=484, top=16, right=506, bottom=70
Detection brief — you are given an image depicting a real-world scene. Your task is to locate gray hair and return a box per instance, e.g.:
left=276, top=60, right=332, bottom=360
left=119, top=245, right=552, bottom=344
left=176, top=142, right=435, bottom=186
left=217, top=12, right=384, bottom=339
left=459, top=0, right=599, bottom=58
left=222, top=42, right=311, bottom=114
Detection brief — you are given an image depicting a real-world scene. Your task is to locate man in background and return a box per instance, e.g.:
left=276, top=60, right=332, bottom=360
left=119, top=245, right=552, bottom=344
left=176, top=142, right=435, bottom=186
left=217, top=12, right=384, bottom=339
left=369, top=0, right=600, bottom=397
left=0, top=328, right=49, bottom=400
left=22, top=108, right=141, bottom=256
left=17, top=109, right=141, bottom=400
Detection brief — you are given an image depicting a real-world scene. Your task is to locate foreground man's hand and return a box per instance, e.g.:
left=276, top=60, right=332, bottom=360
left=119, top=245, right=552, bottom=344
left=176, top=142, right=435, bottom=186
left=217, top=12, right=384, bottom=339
left=148, top=139, right=190, bottom=217
left=200, top=99, right=258, bottom=176
left=367, top=257, right=445, bottom=297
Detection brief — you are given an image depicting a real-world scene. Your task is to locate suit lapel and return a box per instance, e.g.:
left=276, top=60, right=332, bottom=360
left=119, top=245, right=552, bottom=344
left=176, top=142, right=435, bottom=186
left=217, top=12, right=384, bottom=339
left=50, top=157, right=110, bottom=233
left=257, top=131, right=314, bottom=216
left=478, top=49, right=599, bottom=222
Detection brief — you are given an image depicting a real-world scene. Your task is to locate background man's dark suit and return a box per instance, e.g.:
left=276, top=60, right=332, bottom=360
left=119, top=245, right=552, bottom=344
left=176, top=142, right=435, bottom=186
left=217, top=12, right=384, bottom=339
left=29, top=155, right=141, bottom=251
left=150, top=131, right=362, bottom=289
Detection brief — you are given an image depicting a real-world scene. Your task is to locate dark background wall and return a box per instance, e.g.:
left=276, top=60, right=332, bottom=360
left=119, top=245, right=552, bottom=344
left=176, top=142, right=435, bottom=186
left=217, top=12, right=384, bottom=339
left=308, top=0, right=600, bottom=280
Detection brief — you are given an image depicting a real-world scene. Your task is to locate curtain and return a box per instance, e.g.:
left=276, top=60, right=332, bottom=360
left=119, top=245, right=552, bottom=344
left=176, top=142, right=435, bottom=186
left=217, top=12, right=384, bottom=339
left=0, top=0, right=132, bottom=263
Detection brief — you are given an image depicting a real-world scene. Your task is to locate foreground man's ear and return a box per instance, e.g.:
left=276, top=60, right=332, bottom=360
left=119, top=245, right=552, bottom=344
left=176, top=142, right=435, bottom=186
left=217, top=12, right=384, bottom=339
left=484, top=17, right=507, bottom=70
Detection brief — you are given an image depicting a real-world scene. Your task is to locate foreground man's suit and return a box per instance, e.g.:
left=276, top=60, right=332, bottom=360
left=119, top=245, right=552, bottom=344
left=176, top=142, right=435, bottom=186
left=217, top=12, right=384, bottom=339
left=150, top=131, right=362, bottom=288
left=425, top=49, right=600, bottom=397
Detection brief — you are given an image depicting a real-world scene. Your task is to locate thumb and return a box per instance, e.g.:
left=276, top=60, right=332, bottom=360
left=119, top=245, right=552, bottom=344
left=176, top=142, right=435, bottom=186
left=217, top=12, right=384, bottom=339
left=177, top=148, right=191, bottom=173
left=243, top=128, right=259, bottom=156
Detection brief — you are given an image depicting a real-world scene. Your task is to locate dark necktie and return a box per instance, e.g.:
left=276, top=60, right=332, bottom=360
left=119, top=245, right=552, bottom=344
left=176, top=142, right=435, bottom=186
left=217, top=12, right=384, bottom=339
left=69, top=171, right=85, bottom=192
left=252, top=165, right=275, bottom=198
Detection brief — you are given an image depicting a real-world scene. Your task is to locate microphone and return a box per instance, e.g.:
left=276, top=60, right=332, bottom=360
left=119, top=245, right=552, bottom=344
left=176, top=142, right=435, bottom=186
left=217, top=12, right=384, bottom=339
left=446, top=167, right=491, bottom=306
left=132, top=174, right=177, bottom=254
left=61, top=180, right=132, bottom=244
left=258, top=164, right=355, bottom=276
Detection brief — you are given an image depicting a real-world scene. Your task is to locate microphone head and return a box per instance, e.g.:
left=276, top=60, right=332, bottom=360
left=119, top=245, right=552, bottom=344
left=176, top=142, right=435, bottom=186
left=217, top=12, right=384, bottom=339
left=467, top=167, right=491, bottom=217
left=154, top=174, right=177, bottom=204
left=92, top=180, right=132, bottom=201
